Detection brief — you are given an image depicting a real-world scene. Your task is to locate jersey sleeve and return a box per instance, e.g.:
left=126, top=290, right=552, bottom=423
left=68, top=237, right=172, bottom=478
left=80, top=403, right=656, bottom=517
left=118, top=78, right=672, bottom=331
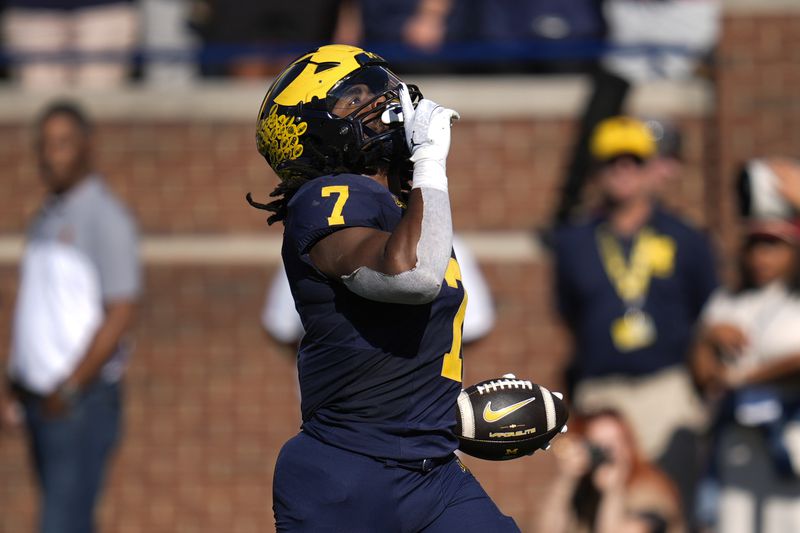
left=286, top=174, right=396, bottom=255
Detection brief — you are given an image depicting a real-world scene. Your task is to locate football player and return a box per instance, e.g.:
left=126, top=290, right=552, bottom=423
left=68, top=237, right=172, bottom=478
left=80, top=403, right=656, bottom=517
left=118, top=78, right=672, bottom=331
left=248, top=44, right=520, bottom=532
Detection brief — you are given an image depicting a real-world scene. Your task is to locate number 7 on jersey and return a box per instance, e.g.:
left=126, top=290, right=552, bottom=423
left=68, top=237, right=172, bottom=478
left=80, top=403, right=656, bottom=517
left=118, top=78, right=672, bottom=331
left=321, top=185, right=349, bottom=226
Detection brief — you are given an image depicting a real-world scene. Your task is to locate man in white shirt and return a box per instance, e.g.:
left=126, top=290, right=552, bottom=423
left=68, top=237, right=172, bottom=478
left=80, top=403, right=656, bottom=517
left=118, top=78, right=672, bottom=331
left=0, top=101, right=140, bottom=533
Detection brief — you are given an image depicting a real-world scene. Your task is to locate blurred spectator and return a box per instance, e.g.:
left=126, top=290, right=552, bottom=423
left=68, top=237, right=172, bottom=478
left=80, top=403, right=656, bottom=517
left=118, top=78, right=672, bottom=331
left=1, top=0, right=139, bottom=89
left=356, top=0, right=452, bottom=52
left=190, top=0, right=343, bottom=77
left=349, top=0, right=461, bottom=74
left=356, top=0, right=604, bottom=74
left=465, top=0, right=605, bottom=73
left=0, top=101, right=140, bottom=533
left=563, top=116, right=688, bottom=228
left=400, top=0, right=451, bottom=52
left=692, top=159, right=800, bottom=533
left=540, top=409, right=685, bottom=533
left=693, top=218, right=800, bottom=533
left=602, top=0, right=721, bottom=81
left=141, top=0, right=198, bottom=85
left=552, top=116, right=717, bottom=517
left=263, top=235, right=495, bottom=347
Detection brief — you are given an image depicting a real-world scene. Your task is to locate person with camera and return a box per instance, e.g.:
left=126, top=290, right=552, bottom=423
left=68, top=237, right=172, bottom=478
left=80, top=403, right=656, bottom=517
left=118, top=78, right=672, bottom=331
left=539, top=409, right=685, bottom=533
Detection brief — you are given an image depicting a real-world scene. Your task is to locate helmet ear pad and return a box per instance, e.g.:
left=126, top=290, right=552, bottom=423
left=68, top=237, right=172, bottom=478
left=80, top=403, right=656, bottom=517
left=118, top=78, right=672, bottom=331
left=293, top=113, right=356, bottom=176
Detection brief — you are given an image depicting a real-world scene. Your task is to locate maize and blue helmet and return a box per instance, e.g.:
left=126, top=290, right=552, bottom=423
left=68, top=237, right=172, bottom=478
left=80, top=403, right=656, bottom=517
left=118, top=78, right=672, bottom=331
left=255, top=44, right=420, bottom=184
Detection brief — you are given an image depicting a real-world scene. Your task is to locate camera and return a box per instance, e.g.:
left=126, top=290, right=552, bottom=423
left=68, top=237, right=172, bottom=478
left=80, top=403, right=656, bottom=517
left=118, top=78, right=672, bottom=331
left=586, top=443, right=610, bottom=470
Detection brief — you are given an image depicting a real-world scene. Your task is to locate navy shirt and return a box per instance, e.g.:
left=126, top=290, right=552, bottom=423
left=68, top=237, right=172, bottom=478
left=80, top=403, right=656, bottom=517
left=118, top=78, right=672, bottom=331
left=282, top=174, right=464, bottom=461
left=553, top=207, right=717, bottom=381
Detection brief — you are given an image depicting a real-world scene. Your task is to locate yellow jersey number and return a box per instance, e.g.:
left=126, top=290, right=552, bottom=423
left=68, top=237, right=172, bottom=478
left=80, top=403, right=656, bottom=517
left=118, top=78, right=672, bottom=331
left=441, top=258, right=467, bottom=382
left=321, top=185, right=349, bottom=226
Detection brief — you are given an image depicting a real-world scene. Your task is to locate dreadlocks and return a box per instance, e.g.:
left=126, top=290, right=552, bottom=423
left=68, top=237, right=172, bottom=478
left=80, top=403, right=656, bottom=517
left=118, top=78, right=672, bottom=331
left=246, top=175, right=311, bottom=225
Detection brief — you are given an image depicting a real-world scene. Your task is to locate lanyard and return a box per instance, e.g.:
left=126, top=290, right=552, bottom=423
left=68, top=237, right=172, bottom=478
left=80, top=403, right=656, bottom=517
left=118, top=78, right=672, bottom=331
left=596, top=226, right=656, bottom=308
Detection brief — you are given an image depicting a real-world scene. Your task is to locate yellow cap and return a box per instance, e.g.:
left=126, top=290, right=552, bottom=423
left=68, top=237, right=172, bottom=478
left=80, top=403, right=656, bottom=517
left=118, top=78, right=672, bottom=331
left=590, top=116, right=656, bottom=161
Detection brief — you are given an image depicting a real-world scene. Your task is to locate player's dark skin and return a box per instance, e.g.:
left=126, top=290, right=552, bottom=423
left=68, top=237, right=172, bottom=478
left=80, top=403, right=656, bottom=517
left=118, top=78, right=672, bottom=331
left=309, top=85, right=425, bottom=279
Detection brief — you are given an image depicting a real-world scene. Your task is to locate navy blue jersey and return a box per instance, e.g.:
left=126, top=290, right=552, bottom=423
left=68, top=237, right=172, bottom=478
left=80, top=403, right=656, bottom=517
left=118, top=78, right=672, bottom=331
left=282, top=174, right=465, bottom=461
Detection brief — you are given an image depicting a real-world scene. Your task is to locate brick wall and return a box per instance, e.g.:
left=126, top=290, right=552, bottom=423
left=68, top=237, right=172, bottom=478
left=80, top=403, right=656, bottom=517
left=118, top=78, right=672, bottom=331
left=1, top=7, right=799, bottom=533
left=0, top=115, right=710, bottom=236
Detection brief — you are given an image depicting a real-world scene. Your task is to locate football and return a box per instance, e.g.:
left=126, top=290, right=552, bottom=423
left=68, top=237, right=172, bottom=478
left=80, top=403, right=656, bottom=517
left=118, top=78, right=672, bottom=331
left=455, top=375, right=569, bottom=461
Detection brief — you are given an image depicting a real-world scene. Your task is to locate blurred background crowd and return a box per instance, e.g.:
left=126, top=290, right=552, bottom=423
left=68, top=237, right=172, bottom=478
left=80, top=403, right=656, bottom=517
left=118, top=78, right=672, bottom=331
left=0, top=1, right=799, bottom=533
left=0, top=0, right=719, bottom=85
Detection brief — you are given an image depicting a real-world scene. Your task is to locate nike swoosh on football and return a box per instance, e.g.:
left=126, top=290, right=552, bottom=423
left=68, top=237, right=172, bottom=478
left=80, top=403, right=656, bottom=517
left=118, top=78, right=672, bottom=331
left=482, top=397, right=536, bottom=423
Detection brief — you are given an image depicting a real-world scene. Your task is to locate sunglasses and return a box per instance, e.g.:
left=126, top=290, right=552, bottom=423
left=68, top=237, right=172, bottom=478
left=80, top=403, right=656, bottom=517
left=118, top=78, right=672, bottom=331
left=600, top=155, right=647, bottom=168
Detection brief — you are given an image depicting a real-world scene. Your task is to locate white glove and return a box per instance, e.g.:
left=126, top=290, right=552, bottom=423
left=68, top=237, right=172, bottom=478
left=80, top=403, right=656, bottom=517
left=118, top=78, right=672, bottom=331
left=399, top=83, right=459, bottom=191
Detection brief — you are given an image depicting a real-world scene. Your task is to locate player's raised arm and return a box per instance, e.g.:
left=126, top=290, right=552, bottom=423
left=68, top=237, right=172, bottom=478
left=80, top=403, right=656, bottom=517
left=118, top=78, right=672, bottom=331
left=310, top=85, right=459, bottom=304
